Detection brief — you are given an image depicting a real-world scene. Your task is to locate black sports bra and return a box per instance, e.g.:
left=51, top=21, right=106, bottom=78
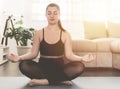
left=40, top=28, right=64, bottom=56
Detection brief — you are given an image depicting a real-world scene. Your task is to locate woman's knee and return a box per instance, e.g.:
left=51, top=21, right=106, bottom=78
left=64, top=62, right=85, bottom=80
left=79, top=62, right=85, bottom=72
left=73, top=62, right=85, bottom=74
left=19, top=60, right=31, bottom=73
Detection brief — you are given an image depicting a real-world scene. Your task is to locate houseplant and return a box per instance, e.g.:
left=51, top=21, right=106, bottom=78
left=4, top=16, right=35, bottom=55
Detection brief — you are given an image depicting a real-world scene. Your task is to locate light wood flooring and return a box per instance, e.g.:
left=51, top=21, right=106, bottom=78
left=0, top=61, right=120, bottom=76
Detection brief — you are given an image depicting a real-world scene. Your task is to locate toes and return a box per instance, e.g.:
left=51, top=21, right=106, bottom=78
left=28, top=79, right=49, bottom=86
left=62, top=81, right=73, bottom=85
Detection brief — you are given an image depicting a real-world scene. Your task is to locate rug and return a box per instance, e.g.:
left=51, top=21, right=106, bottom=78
left=0, top=77, right=120, bottom=89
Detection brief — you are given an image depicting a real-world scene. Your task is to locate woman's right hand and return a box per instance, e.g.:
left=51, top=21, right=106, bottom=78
left=7, top=53, right=20, bottom=62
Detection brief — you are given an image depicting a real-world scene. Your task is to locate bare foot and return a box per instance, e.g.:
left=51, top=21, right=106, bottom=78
left=28, top=79, right=49, bottom=86
left=61, top=81, right=73, bottom=85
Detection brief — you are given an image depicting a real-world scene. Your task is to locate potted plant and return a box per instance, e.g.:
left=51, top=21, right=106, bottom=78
left=4, top=16, right=35, bottom=55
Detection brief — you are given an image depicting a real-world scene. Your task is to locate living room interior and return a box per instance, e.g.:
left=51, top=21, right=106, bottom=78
left=0, top=0, right=120, bottom=89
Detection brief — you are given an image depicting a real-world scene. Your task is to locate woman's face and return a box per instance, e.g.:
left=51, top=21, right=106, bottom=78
left=46, top=6, right=60, bottom=25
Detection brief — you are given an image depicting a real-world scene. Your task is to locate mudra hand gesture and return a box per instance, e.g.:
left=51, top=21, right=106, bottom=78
left=82, top=53, right=95, bottom=62
left=7, top=53, right=20, bottom=62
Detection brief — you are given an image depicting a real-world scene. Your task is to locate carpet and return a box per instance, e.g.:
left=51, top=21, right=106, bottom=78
left=0, top=77, right=120, bottom=89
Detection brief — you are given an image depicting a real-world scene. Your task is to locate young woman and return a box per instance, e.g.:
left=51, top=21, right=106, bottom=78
left=7, top=3, right=95, bottom=86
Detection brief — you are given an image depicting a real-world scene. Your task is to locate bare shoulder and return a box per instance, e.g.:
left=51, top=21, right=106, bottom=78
left=62, top=31, right=71, bottom=43
left=35, top=29, right=42, bottom=35
left=63, top=31, right=71, bottom=39
left=34, top=29, right=43, bottom=41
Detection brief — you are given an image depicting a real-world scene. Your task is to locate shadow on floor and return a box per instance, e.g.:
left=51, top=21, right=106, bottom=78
left=21, top=83, right=81, bottom=89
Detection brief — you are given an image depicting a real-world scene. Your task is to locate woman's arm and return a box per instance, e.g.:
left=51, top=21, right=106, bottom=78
left=7, top=30, right=41, bottom=62
left=64, top=31, right=94, bottom=62
left=19, top=30, right=41, bottom=60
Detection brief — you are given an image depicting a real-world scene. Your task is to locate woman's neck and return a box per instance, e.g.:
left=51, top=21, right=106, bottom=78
left=47, top=25, right=59, bottom=31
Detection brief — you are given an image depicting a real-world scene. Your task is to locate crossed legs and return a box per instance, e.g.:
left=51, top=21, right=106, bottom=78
left=19, top=60, right=85, bottom=86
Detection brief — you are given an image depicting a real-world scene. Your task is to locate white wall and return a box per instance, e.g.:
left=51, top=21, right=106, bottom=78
left=0, top=0, right=3, bottom=39
left=0, top=0, right=51, bottom=53
left=0, top=0, right=84, bottom=47
left=0, top=0, right=47, bottom=31
left=0, top=0, right=30, bottom=53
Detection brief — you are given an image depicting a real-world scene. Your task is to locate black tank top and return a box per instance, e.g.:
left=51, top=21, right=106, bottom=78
left=40, top=28, right=64, bottom=56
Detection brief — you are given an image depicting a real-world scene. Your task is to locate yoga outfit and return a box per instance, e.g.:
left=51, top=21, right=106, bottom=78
left=19, top=28, right=85, bottom=84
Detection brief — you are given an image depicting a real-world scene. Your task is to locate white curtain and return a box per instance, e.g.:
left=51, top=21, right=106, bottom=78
left=1, top=0, right=120, bottom=39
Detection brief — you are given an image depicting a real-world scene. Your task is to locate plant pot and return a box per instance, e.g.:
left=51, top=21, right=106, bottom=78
left=17, top=46, right=31, bottom=56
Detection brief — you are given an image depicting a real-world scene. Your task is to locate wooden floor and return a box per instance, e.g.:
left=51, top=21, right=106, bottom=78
left=0, top=61, right=120, bottom=76
left=81, top=67, right=120, bottom=76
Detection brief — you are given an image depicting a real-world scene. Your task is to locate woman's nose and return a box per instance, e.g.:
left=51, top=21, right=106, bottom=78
left=50, top=13, right=54, bottom=17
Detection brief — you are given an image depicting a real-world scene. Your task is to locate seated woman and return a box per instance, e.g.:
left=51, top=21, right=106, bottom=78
left=7, top=3, right=95, bottom=86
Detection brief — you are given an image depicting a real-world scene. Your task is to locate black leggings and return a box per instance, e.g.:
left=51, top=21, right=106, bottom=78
left=19, top=58, right=85, bottom=84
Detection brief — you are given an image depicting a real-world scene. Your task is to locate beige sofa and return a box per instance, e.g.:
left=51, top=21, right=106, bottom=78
left=72, top=21, right=120, bottom=70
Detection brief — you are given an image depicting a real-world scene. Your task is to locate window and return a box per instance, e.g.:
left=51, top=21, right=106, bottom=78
left=0, top=0, right=3, bottom=36
left=31, top=0, right=120, bottom=39
left=31, top=0, right=72, bottom=21
left=31, top=0, right=84, bottom=39
left=110, top=0, right=120, bottom=22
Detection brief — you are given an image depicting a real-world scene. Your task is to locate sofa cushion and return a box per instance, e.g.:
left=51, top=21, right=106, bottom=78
left=83, top=21, right=107, bottom=39
left=108, top=22, right=120, bottom=38
left=111, top=40, right=120, bottom=53
left=93, top=38, right=115, bottom=52
left=72, top=40, right=96, bottom=52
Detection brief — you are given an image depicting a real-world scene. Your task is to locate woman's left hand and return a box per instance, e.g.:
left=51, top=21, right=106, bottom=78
left=82, top=53, right=96, bottom=63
